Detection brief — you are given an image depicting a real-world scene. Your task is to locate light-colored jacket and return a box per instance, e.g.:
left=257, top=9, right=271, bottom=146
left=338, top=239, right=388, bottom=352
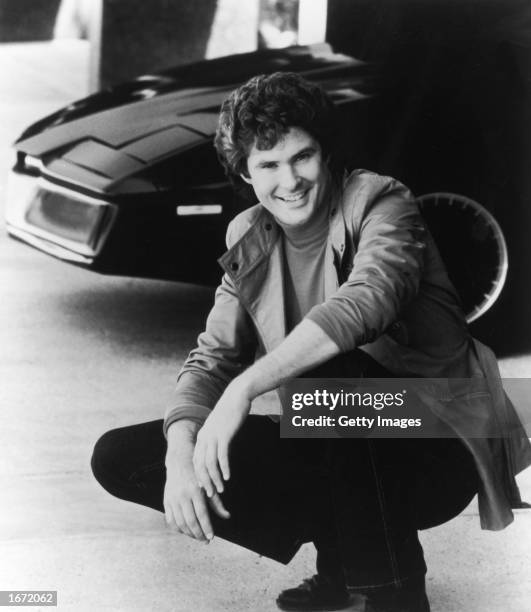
left=164, top=169, right=531, bottom=530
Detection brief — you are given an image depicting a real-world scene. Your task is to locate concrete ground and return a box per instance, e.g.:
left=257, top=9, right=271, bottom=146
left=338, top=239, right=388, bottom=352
left=0, top=42, right=530, bottom=611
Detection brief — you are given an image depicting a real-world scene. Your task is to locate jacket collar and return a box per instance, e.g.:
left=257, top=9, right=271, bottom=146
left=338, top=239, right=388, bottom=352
left=218, top=206, right=280, bottom=284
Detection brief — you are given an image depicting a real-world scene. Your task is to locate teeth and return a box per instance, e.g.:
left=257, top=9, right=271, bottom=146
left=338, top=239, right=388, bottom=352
left=278, top=191, right=307, bottom=202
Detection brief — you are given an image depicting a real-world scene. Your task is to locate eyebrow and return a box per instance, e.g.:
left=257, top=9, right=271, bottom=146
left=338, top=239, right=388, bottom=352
left=253, top=145, right=318, bottom=168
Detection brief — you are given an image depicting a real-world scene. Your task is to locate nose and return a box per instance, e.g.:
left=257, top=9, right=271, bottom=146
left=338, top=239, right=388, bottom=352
left=278, top=163, right=301, bottom=192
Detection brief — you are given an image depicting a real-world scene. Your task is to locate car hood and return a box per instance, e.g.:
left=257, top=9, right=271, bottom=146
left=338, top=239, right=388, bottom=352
left=14, top=44, right=371, bottom=194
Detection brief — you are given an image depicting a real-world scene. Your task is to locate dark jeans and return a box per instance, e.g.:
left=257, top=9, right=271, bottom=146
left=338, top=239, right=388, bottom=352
left=91, top=351, right=479, bottom=591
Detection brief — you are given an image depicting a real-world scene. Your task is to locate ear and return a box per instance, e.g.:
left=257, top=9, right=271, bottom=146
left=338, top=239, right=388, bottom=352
left=240, top=173, right=253, bottom=185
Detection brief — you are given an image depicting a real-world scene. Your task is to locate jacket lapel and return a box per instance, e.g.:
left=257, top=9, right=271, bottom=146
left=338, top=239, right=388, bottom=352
left=325, top=181, right=347, bottom=298
left=242, top=239, right=287, bottom=351
left=219, top=209, right=287, bottom=352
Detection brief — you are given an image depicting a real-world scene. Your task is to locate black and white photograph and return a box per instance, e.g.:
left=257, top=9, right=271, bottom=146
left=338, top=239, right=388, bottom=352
left=1, top=1, right=531, bottom=611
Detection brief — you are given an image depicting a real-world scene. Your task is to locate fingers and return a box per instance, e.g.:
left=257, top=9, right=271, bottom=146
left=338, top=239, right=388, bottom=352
left=206, top=441, right=225, bottom=494
left=194, top=437, right=227, bottom=496
left=193, top=494, right=215, bottom=541
left=193, top=441, right=214, bottom=498
left=163, top=498, right=174, bottom=527
left=166, top=497, right=214, bottom=542
left=171, top=506, right=195, bottom=539
left=180, top=498, right=208, bottom=541
left=165, top=488, right=229, bottom=544
left=164, top=480, right=212, bottom=542
left=208, top=492, right=231, bottom=520
left=217, top=443, right=230, bottom=482
left=164, top=493, right=185, bottom=534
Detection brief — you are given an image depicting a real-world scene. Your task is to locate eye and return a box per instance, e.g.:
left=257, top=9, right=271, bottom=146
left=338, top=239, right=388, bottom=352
left=295, top=150, right=314, bottom=163
left=259, top=161, right=278, bottom=170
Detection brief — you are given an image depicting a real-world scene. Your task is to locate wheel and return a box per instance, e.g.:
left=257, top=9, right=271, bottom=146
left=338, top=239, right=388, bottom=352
left=415, top=193, right=508, bottom=323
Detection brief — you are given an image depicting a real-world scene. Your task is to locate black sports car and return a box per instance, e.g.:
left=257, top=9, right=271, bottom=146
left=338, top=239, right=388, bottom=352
left=4, top=42, right=511, bottom=334
left=6, top=43, right=377, bottom=285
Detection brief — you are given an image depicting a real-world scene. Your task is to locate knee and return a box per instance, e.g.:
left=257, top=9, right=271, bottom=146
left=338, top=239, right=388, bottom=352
left=91, top=428, right=123, bottom=489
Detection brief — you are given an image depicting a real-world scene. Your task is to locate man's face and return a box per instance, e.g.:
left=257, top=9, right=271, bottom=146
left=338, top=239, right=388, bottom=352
left=241, top=127, right=329, bottom=228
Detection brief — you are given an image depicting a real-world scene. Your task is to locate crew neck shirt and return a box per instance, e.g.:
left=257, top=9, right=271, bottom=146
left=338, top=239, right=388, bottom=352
left=277, top=202, right=330, bottom=332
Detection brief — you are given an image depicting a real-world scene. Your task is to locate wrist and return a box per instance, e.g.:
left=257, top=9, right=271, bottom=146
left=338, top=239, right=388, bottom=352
left=229, top=372, right=256, bottom=402
left=166, top=419, right=200, bottom=450
left=166, top=441, right=195, bottom=470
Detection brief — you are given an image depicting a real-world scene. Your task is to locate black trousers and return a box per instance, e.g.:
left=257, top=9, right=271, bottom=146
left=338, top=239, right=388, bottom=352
left=91, top=351, right=479, bottom=591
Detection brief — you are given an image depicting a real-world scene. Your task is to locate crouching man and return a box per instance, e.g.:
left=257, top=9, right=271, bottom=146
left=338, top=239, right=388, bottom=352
left=91, top=72, right=531, bottom=612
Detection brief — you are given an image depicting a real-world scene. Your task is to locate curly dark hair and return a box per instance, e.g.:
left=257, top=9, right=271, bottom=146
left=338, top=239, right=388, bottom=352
left=214, top=72, right=339, bottom=185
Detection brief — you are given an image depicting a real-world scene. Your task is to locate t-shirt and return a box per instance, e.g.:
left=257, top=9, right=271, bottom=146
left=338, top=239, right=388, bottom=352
left=281, top=219, right=328, bottom=332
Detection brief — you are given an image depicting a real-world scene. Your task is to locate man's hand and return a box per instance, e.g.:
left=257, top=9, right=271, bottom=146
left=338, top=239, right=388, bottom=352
left=193, top=379, right=251, bottom=497
left=164, top=421, right=230, bottom=541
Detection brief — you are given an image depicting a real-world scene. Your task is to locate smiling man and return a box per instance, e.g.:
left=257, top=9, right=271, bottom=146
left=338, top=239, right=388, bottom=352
left=243, top=125, right=329, bottom=226
left=92, top=73, right=531, bottom=612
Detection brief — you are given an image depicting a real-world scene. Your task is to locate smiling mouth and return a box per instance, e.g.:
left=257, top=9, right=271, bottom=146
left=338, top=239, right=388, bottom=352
left=276, top=189, right=310, bottom=203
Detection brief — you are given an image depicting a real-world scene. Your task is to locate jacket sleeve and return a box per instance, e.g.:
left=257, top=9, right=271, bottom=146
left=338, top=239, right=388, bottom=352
left=307, top=173, right=427, bottom=351
left=163, top=221, right=258, bottom=437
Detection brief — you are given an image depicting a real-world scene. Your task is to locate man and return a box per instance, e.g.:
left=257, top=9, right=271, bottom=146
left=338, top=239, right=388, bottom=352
left=92, top=72, right=531, bottom=612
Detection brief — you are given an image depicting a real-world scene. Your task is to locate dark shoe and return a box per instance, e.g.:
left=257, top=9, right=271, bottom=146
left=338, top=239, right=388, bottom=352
left=364, top=580, right=430, bottom=612
left=276, top=574, right=351, bottom=611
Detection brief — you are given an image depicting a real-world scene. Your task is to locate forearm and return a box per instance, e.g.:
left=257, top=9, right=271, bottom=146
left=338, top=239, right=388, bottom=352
left=236, top=318, right=340, bottom=401
left=165, top=419, right=201, bottom=463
